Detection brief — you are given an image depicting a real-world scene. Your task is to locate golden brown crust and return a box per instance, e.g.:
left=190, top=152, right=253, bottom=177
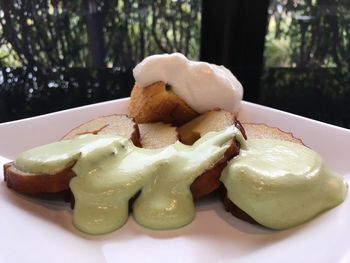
left=191, top=140, right=240, bottom=199
left=128, top=82, right=198, bottom=125
left=242, top=122, right=303, bottom=144
left=220, top=185, right=257, bottom=224
left=179, top=109, right=243, bottom=199
left=4, top=162, right=74, bottom=194
left=4, top=114, right=140, bottom=194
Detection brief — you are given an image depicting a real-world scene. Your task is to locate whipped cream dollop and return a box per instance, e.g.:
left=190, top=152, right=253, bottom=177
left=133, top=53, right=243, bottom=113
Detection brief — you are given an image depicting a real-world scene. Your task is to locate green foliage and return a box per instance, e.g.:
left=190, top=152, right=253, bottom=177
left=0, top=0, right=201, bottom=68
left=0, top=42, right=22, bottom=67
left=262, top=0, right=350, bottom=128
left=264, top=0, right=350, bottom=67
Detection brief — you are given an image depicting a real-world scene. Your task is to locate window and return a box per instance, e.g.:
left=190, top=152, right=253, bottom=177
left=1, top=0, right=349, bottom=128
left=261, top=0, right=350, bottom=128
left=0, top=0, right=202, bottom=122
left=0, top=0, right=202, bottom=68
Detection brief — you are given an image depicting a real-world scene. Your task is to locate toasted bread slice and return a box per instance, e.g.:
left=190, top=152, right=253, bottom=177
left=221, top=123, right=304, bottom=224
left=138, top=122, right=178, bottom=149
left=242, top=123, right=303, bottom=144
left=128, top=82, right=198, bottom=125
left=62, top=114, right=140, bottom=146
left=178, top=109, right=243, bottom=199
left=179, top=109, right=238, bottom=145
left=4, top=115, right=140, bottom=194
left=191, top=141, right=240, bottom=200
left=4, top=162, right=75, bottom=194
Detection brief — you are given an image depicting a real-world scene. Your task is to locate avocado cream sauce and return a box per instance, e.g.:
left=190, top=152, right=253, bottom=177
left=221, top=139, right=347, bottom=230
left=14, top=129, right=347, bottom=233
left=15, top=126, right=243, bottom=234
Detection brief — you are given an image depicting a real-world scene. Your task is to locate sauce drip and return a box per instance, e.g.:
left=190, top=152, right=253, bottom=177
left=15, top=126, right=243, bottom=234
left=14, top=130, right=347, bottom=233
left=221, top=139, right=347, bottom=230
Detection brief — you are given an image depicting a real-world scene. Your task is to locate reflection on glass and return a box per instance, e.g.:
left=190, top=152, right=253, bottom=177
left=262, top=0, right=350, bottom=128
left=264, top=0, right=350, bottom=68
left=0, top=0, right=202, bottom=68
left=0, top=67, right=134, bottom=122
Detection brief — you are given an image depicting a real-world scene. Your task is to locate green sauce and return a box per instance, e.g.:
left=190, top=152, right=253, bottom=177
left=220, top=139, right=347, bottom=230
left=14, top=129, right=347, bottom=234
left=15, top=126, right=243, bottom=234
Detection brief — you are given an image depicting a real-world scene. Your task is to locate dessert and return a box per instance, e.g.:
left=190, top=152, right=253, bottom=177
left=4, top=112, right=241, bottom=201
left=2, top=53, right=348, bottom=235
left=9, top=126, right=244, bottom=234
left=128, top=81, right=198, bottom=125
left=178, top=109, right=243, bottom=199
left=129, top=53, right=243, bottom=124
left=4, top=114, right=139, bottom=194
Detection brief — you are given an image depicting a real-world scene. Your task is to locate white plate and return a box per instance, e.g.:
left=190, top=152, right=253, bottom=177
left=1, top=99, right=350, bottom=263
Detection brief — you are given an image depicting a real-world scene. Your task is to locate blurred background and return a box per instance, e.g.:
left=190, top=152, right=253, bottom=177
left=0, top=0, right=349, bottom=128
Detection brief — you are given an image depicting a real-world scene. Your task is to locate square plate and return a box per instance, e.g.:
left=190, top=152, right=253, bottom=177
left=1, top=99, right=349, bottom=263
